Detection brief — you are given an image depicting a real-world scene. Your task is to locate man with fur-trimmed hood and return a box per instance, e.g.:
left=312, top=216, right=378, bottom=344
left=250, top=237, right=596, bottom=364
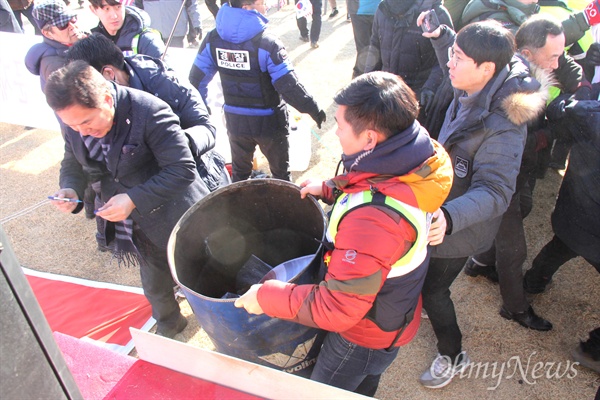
left=414, top=19, right=549, bottom=389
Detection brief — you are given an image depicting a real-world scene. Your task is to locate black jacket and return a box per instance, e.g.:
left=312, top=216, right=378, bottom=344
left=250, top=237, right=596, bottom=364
left=363, top=0, right=453, bottom=96
left=550, top=86, right=600, bottom=263
left=125, top=54, right=216, bottom=158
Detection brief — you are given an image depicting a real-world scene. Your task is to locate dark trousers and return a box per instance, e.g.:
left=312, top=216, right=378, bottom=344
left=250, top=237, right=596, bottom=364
left=205, top=0, right=226, bottom=18
left=350, top=13, right=374, bottom=78
left=296, top=0, right=322, bottom=43
left=132, top=227, right=181, bottom=329
left=473, top=191, right=530, bottom=313
left=224, top=112, right=290, bottom=182
left=421, top=256, right=468, bottom=359
left=525, top=235, right=600, bottom=287
left=14, top=4, right=41, bottom=35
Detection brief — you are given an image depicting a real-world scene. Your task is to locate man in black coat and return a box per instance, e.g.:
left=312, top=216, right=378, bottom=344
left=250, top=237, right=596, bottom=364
left=45, top=60, right=210, bottom=338
left=524, top=84, right=600, bottom=374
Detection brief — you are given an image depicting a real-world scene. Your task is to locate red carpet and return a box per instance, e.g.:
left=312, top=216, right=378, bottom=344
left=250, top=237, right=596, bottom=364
left=54, top=332, right=260, bottom=400
left=24, top=268, right=154, bottom=354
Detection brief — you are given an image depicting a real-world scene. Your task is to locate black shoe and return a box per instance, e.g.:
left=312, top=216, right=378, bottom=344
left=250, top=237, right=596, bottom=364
left=299, top=35, right=309, bottom=42
left=156, top=314, right=188, bottom=339
left=500, top=306, right=552, bottom=331
left=329, top=8, right=339, bottom=18
left=463, top=257, right=499, bottom=283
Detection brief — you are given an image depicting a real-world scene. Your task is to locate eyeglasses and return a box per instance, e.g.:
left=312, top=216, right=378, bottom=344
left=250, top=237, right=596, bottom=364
left=52, top=16, right=77, bottom=31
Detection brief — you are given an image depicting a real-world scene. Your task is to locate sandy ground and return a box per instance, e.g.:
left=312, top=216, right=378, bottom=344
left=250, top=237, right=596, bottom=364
left=2, top=1, right=599, bottom=398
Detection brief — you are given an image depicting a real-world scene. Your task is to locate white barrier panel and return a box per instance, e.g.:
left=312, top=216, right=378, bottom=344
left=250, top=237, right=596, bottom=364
left=0, top=32, right=58, bottom=130
left=0, top=33, right=231, bottom=161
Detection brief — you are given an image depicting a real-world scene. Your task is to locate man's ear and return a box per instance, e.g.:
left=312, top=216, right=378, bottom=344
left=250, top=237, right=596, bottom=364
left=364, top=129, right=379, bottom=151
left=104, top=92, right=114, bottom=109
left=520, top=48, right=532, bottom=61
left=101, top=66, right=116, bottom=81
left=41, top=27, right=55, bottom=41
left=481, top=61, right=495, bottom=77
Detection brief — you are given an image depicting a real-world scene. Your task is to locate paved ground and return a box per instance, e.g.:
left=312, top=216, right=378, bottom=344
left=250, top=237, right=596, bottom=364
left=3, top=1, right=600, bottom=398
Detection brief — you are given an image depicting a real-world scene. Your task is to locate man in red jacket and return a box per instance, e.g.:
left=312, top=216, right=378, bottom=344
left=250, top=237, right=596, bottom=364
left=235, top=71, right=453, bottom=396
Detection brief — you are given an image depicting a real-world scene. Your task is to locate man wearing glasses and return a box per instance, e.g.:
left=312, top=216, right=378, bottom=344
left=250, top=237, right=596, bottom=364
left=25, top=0, right=87, bottom=91
left=415, top=18, right=549, bottom=389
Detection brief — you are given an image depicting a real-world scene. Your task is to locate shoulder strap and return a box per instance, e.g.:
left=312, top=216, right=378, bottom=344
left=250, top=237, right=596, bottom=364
left=335, top=189, right=410, bottom=231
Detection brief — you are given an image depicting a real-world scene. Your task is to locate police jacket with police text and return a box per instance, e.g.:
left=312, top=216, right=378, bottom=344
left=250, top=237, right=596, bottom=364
left=189, top=4, right=320, bottom=120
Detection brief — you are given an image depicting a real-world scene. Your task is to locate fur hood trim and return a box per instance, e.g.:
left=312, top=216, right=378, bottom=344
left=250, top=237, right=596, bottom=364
left=501, top=64, right=554, bottom=126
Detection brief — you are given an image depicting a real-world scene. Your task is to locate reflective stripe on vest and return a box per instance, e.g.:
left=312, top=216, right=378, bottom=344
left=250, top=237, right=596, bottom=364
left=131, top=33, right=140, bottom=55
left=326, top=191, right=430, bottom=278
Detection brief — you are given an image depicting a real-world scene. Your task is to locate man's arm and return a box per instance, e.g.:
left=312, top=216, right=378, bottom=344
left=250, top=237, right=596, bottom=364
left=443, top=126, right=526, bottom=235
left=185, top=0, right=202, bottom=30
left=259, top=35, right=324, bottom=125
left=58, top=133, right=88, bottom=215
left=125, top=102, right=199, bottom=215
left=137, top=29, right=167, bottom=59
left=238, top=208, right=415, bottom=332
left=189, top=33, right=218, bottom=104
left=426, top=24, right=456, bottom=77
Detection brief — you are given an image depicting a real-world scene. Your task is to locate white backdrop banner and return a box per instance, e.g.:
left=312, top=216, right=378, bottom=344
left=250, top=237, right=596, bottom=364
left=0, top=33, right=231, bottom=161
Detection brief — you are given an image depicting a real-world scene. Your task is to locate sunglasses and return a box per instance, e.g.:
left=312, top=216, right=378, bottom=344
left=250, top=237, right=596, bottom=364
left=53, top=16, right=77, bottom=31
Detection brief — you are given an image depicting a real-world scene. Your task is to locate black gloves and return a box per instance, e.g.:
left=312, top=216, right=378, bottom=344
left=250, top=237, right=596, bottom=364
left=420, top=88, right=435, bottom=115
left=313, top=109, right=326, bottom=129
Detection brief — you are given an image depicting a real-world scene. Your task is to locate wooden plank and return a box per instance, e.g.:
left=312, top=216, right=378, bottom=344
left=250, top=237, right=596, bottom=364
left=131, top=329, right=371, bottom=400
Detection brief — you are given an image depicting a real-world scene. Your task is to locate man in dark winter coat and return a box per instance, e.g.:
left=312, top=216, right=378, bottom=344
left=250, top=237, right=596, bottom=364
left=462, top=16, right=587, bottom=334
left=89, top=0, right=165, bottom=58
left=416, top=19, right=547, bottom=389
left=45, top=61, right=210, bottom=339
left=189, top=0, right=326, bottom=182
left=24, top=0, right=87, bottom=91
left=363, top=0, right=453, bottom=110
left=524, top=84, right=600, bottom=374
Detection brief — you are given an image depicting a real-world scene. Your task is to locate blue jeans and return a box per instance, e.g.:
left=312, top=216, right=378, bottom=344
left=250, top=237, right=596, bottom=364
left=310, top=332, right=400, bottom=396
